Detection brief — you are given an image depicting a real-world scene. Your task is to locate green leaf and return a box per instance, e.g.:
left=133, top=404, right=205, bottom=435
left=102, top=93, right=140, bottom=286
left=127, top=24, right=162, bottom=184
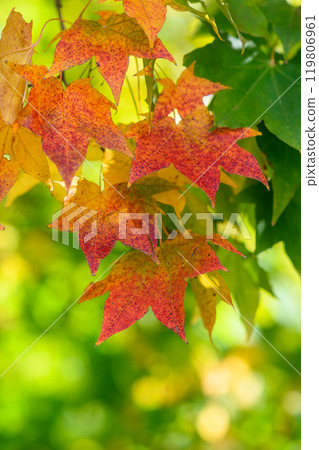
left=214, top=0, right=247, bottom=50
left=184, top=41, right=301, bottom=150
left=257, top=123, right=300, bottom=224
left=220, top=250, right=272, bottom=336
left=237, top=184, right=301, bottom=272
left=227, top=0, right=269, bottom=38
left=238, top=135, right=272, bottom=180
left=259, top=0, right=301, bottom=58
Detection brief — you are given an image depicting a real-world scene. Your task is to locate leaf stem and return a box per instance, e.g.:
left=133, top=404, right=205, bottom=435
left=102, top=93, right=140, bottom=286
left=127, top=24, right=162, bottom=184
left=155, top=62, right=169, bottom=79
left=78, top=0, right=92, bottom=19
left=135, top=58, right=143, bottom=113
left=126, top=75, right=140, bottom=120
left=0, top=18, right=70, bottom=60
left=55, top=1, right=68, bottom=86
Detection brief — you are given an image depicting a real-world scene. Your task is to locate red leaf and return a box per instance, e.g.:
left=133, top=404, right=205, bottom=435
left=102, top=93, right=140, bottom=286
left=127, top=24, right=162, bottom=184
left=49, top=177, right=180, bottom=275
left=80, top=233, right=242, bottom=344
left=154, top=62, right=227, bottom=121
left=129, top=108, right=268, bottom=204
left=10, top=64, right=131, bottom=190
left=46, top=11, right=175, bottom=103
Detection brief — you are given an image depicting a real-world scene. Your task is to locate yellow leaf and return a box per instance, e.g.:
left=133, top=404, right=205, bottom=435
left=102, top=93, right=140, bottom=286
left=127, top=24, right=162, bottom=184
left=190, top=277, right=217, bottom=338
left=102, top=149, right=132, bottom=186
left=190, top=271, right=233, bottom=338
left=200, top=272, right=233, bottom=307
left=0, top=10, right=33, bottom=124
left=12, top=125, right=50, bottom=184
left=5, top=172, right=39, bottom=206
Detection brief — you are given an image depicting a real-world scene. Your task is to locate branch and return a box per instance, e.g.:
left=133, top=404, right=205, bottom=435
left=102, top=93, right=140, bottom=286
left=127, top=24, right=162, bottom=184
left=55, top=0, right=66, bottom=30
left=55, top=0, right=67, bottom=86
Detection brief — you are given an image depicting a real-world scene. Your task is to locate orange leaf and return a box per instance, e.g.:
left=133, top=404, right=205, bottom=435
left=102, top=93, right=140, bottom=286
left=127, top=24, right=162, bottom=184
left=48, top=177, right=182, bottom=275
left=46, top=11, right=175, bottom=103
left=154, top=62, right=227, bottom=121
left=0, top=154, right=19, bottom=204
left=111, top=0, right=167, bottom=48
left=80, top=233, right=241, bottom=344
left=11, top=64, right=131, bottom=190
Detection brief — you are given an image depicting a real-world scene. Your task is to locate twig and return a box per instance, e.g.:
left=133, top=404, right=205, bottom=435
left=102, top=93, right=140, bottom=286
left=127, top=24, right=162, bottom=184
left=55, top=0, right=68, bottom=86
left=55, top=0, right=66, bottom=30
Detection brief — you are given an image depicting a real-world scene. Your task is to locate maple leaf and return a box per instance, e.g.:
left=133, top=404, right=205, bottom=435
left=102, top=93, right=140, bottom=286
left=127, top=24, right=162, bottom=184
left=0, top=154, right=19, bottom=206
left=129, top=107, right=268, bottom=204
left=49, top=177, right=181, bottom=275
left=101, top=1, right=223, bottom=48
left=0, top=9, right=33, bottom=124
left=46, top=11, right=175, bottom=103
left=190, top=271, right=233, bottom=339
left=10, top=64, right=131, bottom=190
left=102, top=148, right=187, bottom=217
left=104, top=0, right=168, bottom=48
left=5, top=172, right=40, bottom=207
left=80, top=233, right=242, bottom=344
left=154, top=62, right=227, bottom=121
left=0, top=115, right=50, bottom=203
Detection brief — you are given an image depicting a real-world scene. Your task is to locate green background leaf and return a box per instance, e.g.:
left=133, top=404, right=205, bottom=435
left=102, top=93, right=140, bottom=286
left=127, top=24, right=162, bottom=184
left=257, top=123, right=300, bottom=224
left=184, top=41, right=301, bottom=150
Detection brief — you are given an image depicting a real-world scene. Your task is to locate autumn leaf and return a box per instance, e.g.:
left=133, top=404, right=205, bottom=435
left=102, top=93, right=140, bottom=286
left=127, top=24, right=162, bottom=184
left=190, top=271, right=233, bottom=339
left=154, top=62, right=226, bottom=121
left=191, top=277, right=218, bottom=340
left=135, top=61, right=154, bottom=77
left=102, top=147, right=187, bottom=217
left=11, top=122, right=49, bottom=183
left=185, top=41, right=301, bottom=149
left=129, top=107, right=268, bottom=204
left=46, top=11, right=175, bottom=103
left=80, top=233, right=242, bottom=344
left=0, top=114, right=50, bottom=203
left=102, top=0, right=224, bottom=47
left=49, top=177, right=183, bottom=275
left=10, top=64, right=131, bottom=190
left=0, top=154, right=19, bottom=205
left=105, top=0, right=168, bottom=48
left=5, top=172, right=40, bottom=207
left=102, top=149, right=132, bottom=186
left=0, top=9, right=33, bottom=124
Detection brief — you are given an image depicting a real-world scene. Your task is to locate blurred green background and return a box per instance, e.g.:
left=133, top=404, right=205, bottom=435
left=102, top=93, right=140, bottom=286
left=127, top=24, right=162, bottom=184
left=0, top=1, right=300, bottom=449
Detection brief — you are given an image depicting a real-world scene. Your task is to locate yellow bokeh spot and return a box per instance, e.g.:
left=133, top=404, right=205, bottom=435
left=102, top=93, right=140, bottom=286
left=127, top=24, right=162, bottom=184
left=196, top=403, right=230, bottom=443
left=232, top=373, right=264, bottom=409
left=131, top=376, right=171, bottom=410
